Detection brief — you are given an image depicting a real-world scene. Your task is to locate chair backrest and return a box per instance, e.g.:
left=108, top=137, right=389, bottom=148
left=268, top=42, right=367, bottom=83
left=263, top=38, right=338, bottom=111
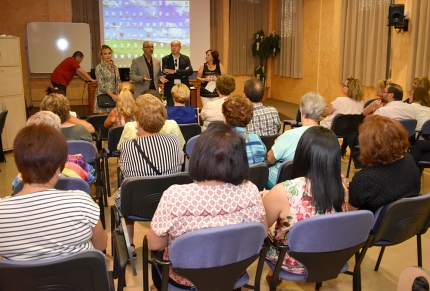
left=397, top=266, right=430, bottom=291
left=288, top=210, right=374, bottom=283
left=86, top=114, right=109, bottom=140
left=169, top=222, right=266, bottom=290
left=120, top=172, right=193, bottom=219
left=0, top=250, right=113, bottom=291
left=330, top=114, right=364, bottom=137
left=107, top=125, right=124, bottom=153
left=67, top=140, right=97, bottom=163
left=179, top=123, right=202, bottom=144
left=420, top=119, right=430, bottom=139
left=276, top=160, right=293, bottom=184
left=364, top=98, right=377, bottom=109
left=0, top=110, right=8, bottom=134
left=295, top=108, right=302, bottom=123
left=248, top=162, right=269, bottom=191
left=398, top=119, right=418, bottom=138
left=13, top=176, right=91, bottom=195
left=372, top=193, right=430, bottom=245
left=260, top=134, right=280, bottom=151
left=185, top=134, right=200, bottom=158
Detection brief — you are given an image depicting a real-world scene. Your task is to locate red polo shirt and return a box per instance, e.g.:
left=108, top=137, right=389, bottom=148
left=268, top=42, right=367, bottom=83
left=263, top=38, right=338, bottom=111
left=50, top=57, right=81, bottom=86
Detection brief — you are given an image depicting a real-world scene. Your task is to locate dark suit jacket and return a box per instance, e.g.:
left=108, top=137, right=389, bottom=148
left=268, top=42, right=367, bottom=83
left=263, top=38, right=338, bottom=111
left=129, top=55, right=162, bottom=98
left=162, top=54, right=193, bottom=104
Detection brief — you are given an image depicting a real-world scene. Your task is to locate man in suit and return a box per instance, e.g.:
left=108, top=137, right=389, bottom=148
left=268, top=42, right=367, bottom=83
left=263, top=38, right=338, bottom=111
left=130, top=41, right=167, bottom=98
left=162, top=40, right=193, bottom=106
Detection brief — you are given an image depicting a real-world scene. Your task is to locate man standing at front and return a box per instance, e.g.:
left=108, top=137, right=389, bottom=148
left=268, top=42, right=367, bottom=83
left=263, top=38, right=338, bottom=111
left=130, top=41, right=167, bottom=98
left=162, top=40, right=193, bottom=106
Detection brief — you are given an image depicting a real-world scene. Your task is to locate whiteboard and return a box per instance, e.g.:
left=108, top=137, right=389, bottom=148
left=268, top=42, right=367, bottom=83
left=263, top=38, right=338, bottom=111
left=27, top=22, right=92, bottom=73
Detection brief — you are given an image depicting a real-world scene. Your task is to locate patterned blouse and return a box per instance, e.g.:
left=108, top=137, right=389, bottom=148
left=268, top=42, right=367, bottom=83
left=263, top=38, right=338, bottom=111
left=112, top=108, right=134, bottom=126
left=94, top=61, right=121, bottom=113
left=266, top=176, right=349, bottom=274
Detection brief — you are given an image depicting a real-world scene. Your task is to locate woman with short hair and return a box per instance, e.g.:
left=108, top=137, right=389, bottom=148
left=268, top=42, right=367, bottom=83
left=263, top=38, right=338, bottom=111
left=165, top=83, right=197, bottom=124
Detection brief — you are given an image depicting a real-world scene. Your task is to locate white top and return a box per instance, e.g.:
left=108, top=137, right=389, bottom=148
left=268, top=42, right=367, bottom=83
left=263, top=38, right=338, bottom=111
left=411, top=103, right=430, bottom=131
left=320, top=97, right=363, bottom=128
left=374, top=101, right=416, bottom=120
left=200, top=96, right=228, bottom=131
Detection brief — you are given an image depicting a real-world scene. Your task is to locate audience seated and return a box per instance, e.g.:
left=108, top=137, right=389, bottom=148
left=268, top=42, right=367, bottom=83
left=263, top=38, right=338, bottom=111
left=266, top=92, right=326, bottom=189
left=104, top=87, right=135, bottom=129
left=147, top=123, right=265, bottom=290
left=0, top=124, right=107, bottom=260
left=320, top=77, right=364, bottom=128
left=410, top=88, right=430, bottom=131
left=373, top=82, right=415, bottom=119
left=244, top=78, right=281, bottom=136
left=200, top=74, right=235, bottom=131
left=222, top=95, right=266, bottom=165
left=115, top=94, right=184, bottom=256
left=165, top=84, right=197, bottom=124
left=348, top=115, right=420, bottom=212
left=263, top=126, right=348, bottom=283
left=362, top=79, right=391, bottom=115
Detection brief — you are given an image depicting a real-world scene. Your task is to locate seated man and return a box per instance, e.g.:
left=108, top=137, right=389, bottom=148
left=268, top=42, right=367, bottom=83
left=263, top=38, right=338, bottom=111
left=266, top=92, right=326, bottom=189
left=244, top=78, right=281, bottom=136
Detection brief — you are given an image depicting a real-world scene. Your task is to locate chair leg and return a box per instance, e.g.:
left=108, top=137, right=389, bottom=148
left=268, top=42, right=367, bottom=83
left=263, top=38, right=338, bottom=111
left=105, top=156, right=112, bottom=197
left=120, top=217, right=137, bottom=276
left=417, top=234, right=423, bottom=267
left=143, top=236, right=150, bottom=291
left=97, top=185, right=106, bottom=229
left=100, top=156, right=108, bottom=207
left=315, top=282, right=322, bottom=291
left=346, top=151, right=353, bottom=178
left=0, top=137, right=5, bottom=163
left=374, top=247, right=385, bottom=271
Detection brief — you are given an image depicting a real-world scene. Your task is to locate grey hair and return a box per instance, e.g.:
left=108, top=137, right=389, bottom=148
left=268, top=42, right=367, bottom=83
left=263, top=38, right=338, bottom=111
left=300, top=91, right=326, bottom=121
left=27, top=111, right=61, bottom=132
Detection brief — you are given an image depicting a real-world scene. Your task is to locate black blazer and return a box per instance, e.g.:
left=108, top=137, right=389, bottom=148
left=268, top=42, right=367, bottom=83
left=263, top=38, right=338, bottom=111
left=162, top=54, right=193, bottom=87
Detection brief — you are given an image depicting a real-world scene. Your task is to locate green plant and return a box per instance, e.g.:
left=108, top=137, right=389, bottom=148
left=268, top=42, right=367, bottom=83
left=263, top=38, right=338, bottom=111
left=252, top=30, right=281, bottom=85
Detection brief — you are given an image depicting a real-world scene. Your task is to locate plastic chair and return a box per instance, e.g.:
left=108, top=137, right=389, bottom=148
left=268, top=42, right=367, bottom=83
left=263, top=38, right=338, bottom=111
left=330, top=114, right=364, bottom=138
left=179, top=123, right=201, bottom=147
left=86, top=114, right=109, bottom=152
left=0, top=109, right=8, bottom=163
left=103, top=125, right=124, bottom=198
left=276, top=160, right=293, bottom=184
left=111, top=173, right=193, bottom=275
left=398, top=119, right=418, bottom=144
left=397, top=266, right=430, bottom=291
left=265, top=210, right=374, bottom=291
left=143, top=222, right=268, bottom=291
left=13, top=176, right=91, bottom=195
left=364, top=98, right=377, bottom=109
left=417, top=213, right=430, bottom=268
left=260, top=133, right=280, bottom=151
left=371, top=193, right=430, bottom=271
left=249, top=162, right=269, bottom=191
left=282, top=108, right=302, bottom=132
left=185, top=134, right=199, bottom=158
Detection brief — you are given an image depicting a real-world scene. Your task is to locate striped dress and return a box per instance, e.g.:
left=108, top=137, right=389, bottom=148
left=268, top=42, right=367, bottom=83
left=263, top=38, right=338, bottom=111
left=0, top=189, right=99, bottom=260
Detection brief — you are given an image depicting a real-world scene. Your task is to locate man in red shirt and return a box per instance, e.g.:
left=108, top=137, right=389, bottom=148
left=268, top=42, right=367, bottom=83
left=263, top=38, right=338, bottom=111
left=50, top=51, right=95, bottom=94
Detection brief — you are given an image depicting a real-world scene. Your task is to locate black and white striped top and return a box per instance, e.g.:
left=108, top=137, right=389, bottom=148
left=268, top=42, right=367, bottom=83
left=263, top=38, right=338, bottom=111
left=0, top=189, right=99, bottom=260
left=120, top=134, right=184, bottom=179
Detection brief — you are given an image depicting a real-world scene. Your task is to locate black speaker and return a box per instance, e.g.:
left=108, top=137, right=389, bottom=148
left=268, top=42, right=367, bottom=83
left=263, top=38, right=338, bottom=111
left=388, top=4, right=405, bottom=26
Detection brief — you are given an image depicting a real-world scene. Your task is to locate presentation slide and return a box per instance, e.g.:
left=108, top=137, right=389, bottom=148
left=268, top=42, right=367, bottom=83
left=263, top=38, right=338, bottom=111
left=99, top=0, right=210, bottom=70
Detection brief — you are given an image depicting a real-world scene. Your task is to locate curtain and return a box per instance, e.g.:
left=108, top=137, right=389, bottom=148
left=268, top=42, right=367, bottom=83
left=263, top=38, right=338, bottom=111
left=275, top=0, right=303, bottom=78
left=406, top=0, right=430, bottom=91
left=210, top=0, right=224, bottom=62
left=228, top=0, right=269, bottom=75
left=339, top=0, right=391, bottom=86
left=71, top=0, right=101, bottom=69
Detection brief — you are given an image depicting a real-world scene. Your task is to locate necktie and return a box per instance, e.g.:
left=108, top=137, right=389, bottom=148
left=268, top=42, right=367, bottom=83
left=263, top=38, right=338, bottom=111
left=174, top=58, right=178, bottom=70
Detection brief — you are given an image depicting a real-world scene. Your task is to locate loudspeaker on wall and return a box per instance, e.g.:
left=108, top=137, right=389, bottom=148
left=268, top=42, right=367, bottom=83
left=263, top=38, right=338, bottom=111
left=388, top=4, right=405, bottom=26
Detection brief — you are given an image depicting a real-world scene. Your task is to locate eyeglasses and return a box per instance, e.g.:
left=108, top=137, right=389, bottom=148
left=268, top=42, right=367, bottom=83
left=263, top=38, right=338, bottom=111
left=382, top=90, right=389, bottom=94
left=143, top=46, right=154, bottom=49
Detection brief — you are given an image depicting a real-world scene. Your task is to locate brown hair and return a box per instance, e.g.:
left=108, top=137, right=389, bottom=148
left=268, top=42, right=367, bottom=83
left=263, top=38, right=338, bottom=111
left=171, top=84, right=190, bottom=104
left=99, top=44, right=113, bottom=57
left=40, top=93, right=71, bottom=123
left=14, top=124, right=67, bottom=184
left=134, top=94, right=166, bottom=133
left=222, top=95, right=253, bottom=127
left=412, top=87, right=430, bottom=107
left=417, top=77, right=430, bottom=91
left=206, top=49, right=220, bottom=64
left=346, top=77, right=364, bottom=101
left=216, top=74, right=235, bottom=96
left=358, top=115, right=409, bottom=167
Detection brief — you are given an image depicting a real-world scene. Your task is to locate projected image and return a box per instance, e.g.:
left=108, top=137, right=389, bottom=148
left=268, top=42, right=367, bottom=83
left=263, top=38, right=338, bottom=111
left=102, top=0, right=190, bottom=68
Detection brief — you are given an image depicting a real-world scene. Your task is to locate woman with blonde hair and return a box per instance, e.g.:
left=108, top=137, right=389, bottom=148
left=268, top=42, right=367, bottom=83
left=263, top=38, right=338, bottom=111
left=363, top=79, right=392, bottom=115
left=165, top=83, right=196, bottom=124
left=104, top=87, right=136, bottom=129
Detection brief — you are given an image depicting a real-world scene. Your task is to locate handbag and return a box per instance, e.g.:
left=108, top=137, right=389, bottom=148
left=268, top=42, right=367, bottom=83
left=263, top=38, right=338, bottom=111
left=97, top=93, right=116, bottom=108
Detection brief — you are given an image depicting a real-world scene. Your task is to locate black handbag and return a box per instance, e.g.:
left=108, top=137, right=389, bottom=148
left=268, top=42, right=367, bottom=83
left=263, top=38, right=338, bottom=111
left=97, top=93, right=116, bottom=108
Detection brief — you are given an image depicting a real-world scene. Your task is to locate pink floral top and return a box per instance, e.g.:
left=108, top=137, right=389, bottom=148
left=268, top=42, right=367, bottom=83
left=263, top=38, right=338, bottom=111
left=266, top=176, right=349, bottom=274
left=113, top=108, right=133, bottom=126
left=151, top=181, right=266, bottom=287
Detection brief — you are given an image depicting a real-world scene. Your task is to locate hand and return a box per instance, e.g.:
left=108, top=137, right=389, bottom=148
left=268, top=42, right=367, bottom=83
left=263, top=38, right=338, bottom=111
left=142, top=75, right=152, bottom=82
left=373, top=99, right=382, bottom=110
left=159, top=76, right=168, bottom=83
left=163, top=69, right=175, bottom=74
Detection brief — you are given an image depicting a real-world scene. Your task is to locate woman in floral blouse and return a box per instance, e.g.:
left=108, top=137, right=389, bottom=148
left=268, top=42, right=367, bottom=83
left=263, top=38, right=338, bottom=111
left=262, top=126, right=349, bottom=285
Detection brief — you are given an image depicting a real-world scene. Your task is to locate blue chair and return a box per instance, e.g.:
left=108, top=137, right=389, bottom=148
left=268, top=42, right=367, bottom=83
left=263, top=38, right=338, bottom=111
left=398, top=119, right=418, bottom=144
left=103, top=125, right=124, bottom=198
left=249, top=162, right=269, bottom=191
left=265, top=210, right=374, bottom=291
left=185, top=134, right=199, bottom=158
left=144, top=222, right=267, bottom=291
left=86, top=114, right=109, bottom=152
left=13, top=176, right=90, bottom=195
left=179, top=123, right=201, bottom=147
left=415, top=119, right=430, bottom=141
left=276, top=160, right=293, bottom=184
left=364, top=98, right=377, bottom=109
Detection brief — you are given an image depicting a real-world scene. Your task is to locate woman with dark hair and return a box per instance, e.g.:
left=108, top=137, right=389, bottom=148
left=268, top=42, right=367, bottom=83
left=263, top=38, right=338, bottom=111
left=197, top=49, right=226, bottom=107
left=349, top=115, right=420, bottom=212
left=410, top=87, right=430, bottom=131
left=0, top=125, right=107, bottom=260
left=147, top=123, right=265, bottom=290
left=263, top=126, right=348, bottom=280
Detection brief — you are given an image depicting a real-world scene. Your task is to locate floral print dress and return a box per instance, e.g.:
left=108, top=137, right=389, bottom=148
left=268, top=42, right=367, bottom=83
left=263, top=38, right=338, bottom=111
left=265, top=176, right=349, bottom=274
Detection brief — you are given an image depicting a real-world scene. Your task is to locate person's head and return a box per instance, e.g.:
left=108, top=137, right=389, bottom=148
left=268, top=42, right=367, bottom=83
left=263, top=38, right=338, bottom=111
left=170, top=40, right=181, bottom=55
left=411, top=87, right=430, bottom=106
left=343, top=77, right=364, bottom=101
left=417, top=77, right=430, bottom=92
left=382, top=82, right=403, bottom=102
left=205, top=49, right=220, bottom=65
left=291, top=126, right=344, bottom=213
left=40, top=93, right=71, bottom=123
left=140, top=88, right=161, bottom=99
left=375, top=79, right=391, bottom=97
left=99, top=44, right=113, bottom=63
left=26, top=111, right=61, bottom=131
left=358, top=115, right=409, bottom=167
left=299, top=91, right=326, bottom=121
left=412, top=77, right=420, bottom=89
left=14, top=124, right=67, bottom=185
left=46, top=86, right=66, bottom=96
left=189, top=123, right=249, bottom=185
left=142, top=41, right=154, bottom=56
left=117, top=88, right=136, bottom=117
left=244, top=78, right=264, bottom=103
left=216, top=74, right=236, bottom=96
left=72, top=51, right=84, bottom=63
left=171, top=84, right=190, bottom=104
left=119, top=83, right=134, bottom=95
left=134, top=94, right=166, bottom=133
left=222, top=95, right=253, bottom=127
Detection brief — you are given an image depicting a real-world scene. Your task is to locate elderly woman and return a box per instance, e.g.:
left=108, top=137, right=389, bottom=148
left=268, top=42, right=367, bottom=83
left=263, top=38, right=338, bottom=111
left=263, top=126, right=348, bottom=283
left=200, top=74, right=236, bottom=131
left=40, top=92, right=92, bottom=142
left=115, top=94, right=184, bottom=256
left=165, top=83, right=197, bottom=124
left=147, top=123, right=265, bottom=290
left=0, top=124, right=107, bottom=260
left=104, top=87, right=136, bottom=129
left=222, top=95, right=266, bottom=164
left=320, top=77, right=364, bottom=128
left=349, top=115, right=420, bottom=212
